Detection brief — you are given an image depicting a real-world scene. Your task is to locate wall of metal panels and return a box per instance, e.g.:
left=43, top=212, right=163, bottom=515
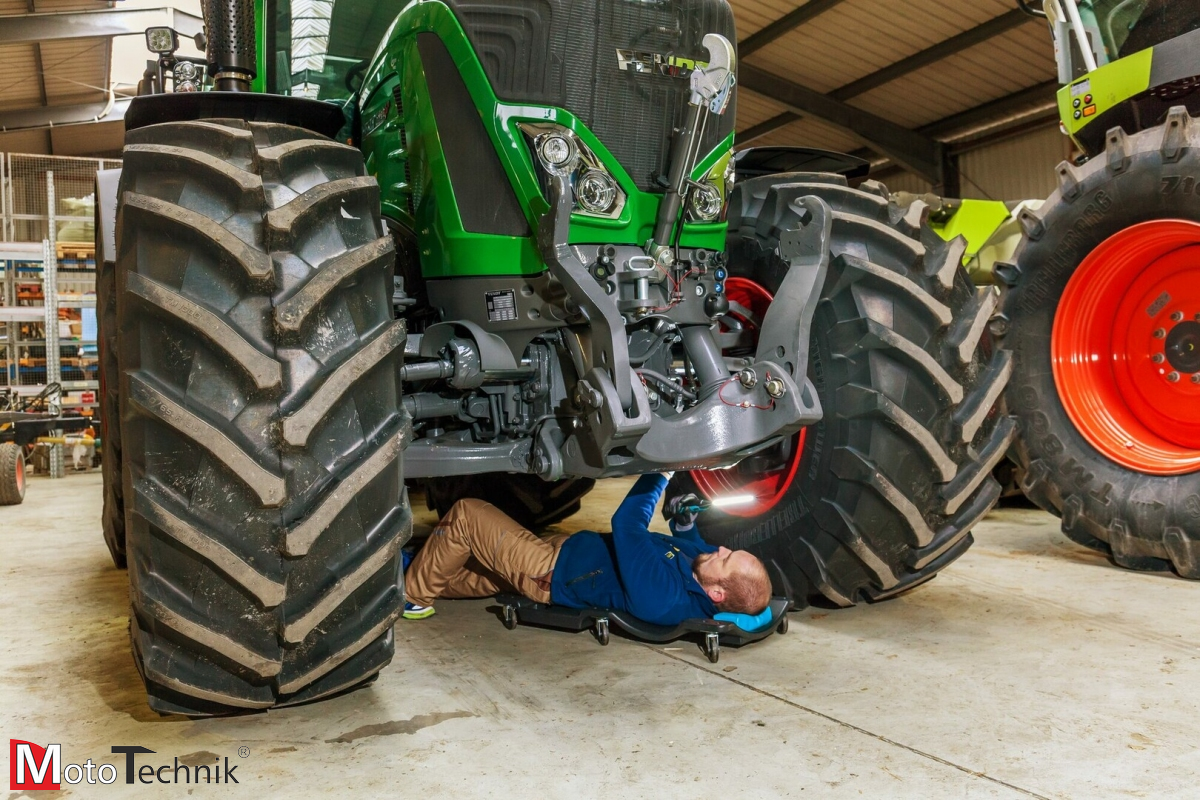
left=957, top=125, right=1071, bottom=202
left=879, top=171, right=935, bottom=196
left=876, top=123, right=1071, bottom=202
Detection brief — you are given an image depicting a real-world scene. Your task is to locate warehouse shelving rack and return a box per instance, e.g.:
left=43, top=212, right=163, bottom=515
left=1, top=154, right=118, bottom=476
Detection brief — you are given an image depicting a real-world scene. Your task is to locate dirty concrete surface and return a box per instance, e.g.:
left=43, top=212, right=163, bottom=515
left=2, top=472, right=1198, bottom=799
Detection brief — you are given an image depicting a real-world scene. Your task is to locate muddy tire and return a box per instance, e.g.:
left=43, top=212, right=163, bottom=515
left=671, top=173, right=1013, bottom=608
left=998, top=108, right=1200, bottom=578
left=424, top=474, right=595, bottom=530
left=97, top=224, right=125, bottom=567
left=0, top=443, right=25, bottom=505
left=116, top=119, right=410, bottom=715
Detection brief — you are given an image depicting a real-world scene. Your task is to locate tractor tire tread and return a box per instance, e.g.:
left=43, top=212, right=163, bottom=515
left=672, top=177, right=1011, bottom=608
left=117, top=118, right=408, bottom=715
left=998, top=106, right=1200, bottom=579
left=0, top=442, right=24, bottom=505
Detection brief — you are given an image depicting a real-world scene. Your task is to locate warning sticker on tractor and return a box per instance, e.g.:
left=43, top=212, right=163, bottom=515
left=486, top=290, right=518, bottom=322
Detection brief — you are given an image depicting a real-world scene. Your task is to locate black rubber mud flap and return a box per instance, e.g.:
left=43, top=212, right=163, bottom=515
left=999, top=107, right=1200, bottom=578
left=116, top=119, right=410, bottom=714
left=672, top=173, right=1014, bottom=608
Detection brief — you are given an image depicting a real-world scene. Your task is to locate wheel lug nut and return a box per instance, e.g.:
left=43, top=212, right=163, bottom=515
left=1171, top=311, right=1184, bottom=322
left=1193, top=374, right=1200, bottom=384
left=1152, top=353, right=1165, bottom=364
left=1167, top=371, right=1180, bottom=382
left=1154, top=328, right=1166, bottom=339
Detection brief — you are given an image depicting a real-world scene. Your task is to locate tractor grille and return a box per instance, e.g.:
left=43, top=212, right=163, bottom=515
left=446, top=0, right=736, bottom=193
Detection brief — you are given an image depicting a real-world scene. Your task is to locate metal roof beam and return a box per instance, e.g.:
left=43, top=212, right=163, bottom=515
left=849, top=81, right=1059, bottom=154
left=849, top=80, right=1061, bottom=179
left=739, top=64, right=944, bottom=182
left=739, top=0, right=848, bottom=57
left=0, top=8, right=204, bottom=45
left=0, top=97, right=131, bottom=131
left=737, top=112, right=802, bottom=145
left=829, top=9, right=1036, bottom=102
left=33, top=44, right=47, bottom=106
left=920, top=80, right=1059, bottom=139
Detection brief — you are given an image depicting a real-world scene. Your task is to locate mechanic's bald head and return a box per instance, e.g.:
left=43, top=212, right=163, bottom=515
left=692, top=547, right=771, bottom=615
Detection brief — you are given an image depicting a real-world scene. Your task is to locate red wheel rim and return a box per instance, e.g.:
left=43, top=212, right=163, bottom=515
left=690, top=277, right=807, bottom=516
left=14, top=449, right=24, bottom=494
left=1052, top=219, right=1200, bottom=475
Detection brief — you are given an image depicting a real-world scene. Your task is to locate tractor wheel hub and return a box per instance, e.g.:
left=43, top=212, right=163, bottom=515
left=1052, top=219, right=1200, bottom=475
left=1165, top=320, right=1200, bottom=374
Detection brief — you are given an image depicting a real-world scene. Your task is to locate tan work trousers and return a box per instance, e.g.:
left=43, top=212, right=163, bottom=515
left=405, top=498, right=571, bottom=606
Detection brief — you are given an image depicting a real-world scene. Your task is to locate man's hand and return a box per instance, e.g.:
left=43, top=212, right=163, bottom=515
left=666, top=492, right=710, bottom=528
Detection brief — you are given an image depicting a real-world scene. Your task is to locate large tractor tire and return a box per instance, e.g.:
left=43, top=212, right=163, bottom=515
left=671, top=174, right=1014, bottom=608
left=998, top=107, right=1200, bottom=577
left=0, top=442, right=25, bottom=505
left=97, top=223, right=125, bottom=567
left=424, top=474, right=595, bottom=530
left=116, top=118, right=410, bottom=714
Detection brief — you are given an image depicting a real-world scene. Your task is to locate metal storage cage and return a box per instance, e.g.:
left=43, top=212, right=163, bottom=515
left=0, top=154, right=119, bottom=411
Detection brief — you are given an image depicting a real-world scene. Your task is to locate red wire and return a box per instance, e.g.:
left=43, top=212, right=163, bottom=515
left=647, top=264, right=697, bottom=313
left=641, top=264, right=772, bottom=408
left=717, top=370, right=775, bottom=410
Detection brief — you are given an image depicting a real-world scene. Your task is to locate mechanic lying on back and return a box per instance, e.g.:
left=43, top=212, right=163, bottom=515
left=403, top=473, right=772, bottom=625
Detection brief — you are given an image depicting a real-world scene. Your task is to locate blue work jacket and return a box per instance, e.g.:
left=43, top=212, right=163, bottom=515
left=549, top=474, right=718, bottom=626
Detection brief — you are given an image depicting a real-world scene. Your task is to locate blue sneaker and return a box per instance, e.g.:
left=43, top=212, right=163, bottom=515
left=402, top=547, right=415, bottom=572
left=403, top=602, right=435, bottom=620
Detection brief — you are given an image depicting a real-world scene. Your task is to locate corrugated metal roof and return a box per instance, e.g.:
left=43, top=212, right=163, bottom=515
left=848, top=26, right=1055, bottom=128
left=735, top=90, right=790, bottom=132
left=752, top=117, right=863, bottom=154
left=40, top=37, right=110, bottom=107
left=0, top=0, right=116, bottom=156
left=731, top=0, right=1062, bottom=185
left=731, top=0, right=806, bottom=40
left=0, top=43, right=42, bottom=109
left=0, top=0, right=103, bottom=15
left=744, top=0, right=1022, bottom=96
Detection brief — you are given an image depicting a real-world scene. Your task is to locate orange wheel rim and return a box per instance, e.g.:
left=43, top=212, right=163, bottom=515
left=1052, top=219, right=1200, bottom=475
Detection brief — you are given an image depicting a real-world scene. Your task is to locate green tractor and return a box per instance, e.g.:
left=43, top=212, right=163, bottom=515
left=99, top=0, right=1011, bottom=714
left=986, top=0, right=1200, bottom=577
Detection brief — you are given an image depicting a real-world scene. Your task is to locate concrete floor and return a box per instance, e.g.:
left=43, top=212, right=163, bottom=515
left=3, top=473, right=1199, bottom=799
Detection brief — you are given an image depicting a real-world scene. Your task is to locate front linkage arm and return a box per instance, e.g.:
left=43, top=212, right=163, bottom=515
left=537, top=183, right=829, bottom=476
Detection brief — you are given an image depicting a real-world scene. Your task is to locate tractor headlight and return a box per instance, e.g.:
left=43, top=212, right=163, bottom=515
left=688, top=181, right=723, bottom=222
left=576, top=170, right=618, bottom=215
left=536, top=134, right=576, bottom=173
left=685, top=149, right=733, bottom=223
left=520, top=122, right=626, bottom=219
